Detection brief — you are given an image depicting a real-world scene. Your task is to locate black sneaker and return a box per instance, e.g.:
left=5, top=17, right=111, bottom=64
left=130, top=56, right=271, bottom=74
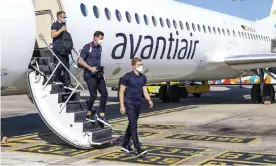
left=120, top=145, right=134, bottom=153
left=64, top=84, right=74, bottom=91
left=96, top=114, right=111, bottom=127
left=86, top=111, right=97, bottom=123
left=137, top=148, right=147, bottom=157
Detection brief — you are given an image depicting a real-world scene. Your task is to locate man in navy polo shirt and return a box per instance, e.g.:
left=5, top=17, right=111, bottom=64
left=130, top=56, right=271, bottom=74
left=78, top=31, right=109, bottom=126
left=119, top=57, right=153, bottom=157
left=51, top=11, right=72, bottom=89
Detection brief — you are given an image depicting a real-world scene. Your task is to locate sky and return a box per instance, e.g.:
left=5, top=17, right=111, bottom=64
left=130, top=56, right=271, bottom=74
left=177, top=0, right=273, bottom=21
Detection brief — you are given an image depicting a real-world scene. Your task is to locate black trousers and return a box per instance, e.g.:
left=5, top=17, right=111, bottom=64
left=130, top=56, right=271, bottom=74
left=83, top=71, right=108, bottom=114
left=54, top=51, right=71, bottom=86
left=122, top=102, right=141, bottom=149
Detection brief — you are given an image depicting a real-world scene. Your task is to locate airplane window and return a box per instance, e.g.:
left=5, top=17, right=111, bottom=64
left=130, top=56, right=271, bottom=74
left=166, top=19, right=171, bottom=28
left=80, top=3, right=88, bottom=17
left=186, top=22, right=190, bottom=31
left=197, top=24, right=201, bottom=32
left=144, top=15, right=149, bottom=25
left=233, top=30, right=236, bottom=37
left=104, top=8, right=111, bottom=20
left=179, top=21, right=184, bottom=30
left=227, top=29, right=230, bottom=36
left=222, top=28, right=225, bottom=36
left=160, top=18, right=164, bottom=27
left=213, top=27, right=216, bottom=34
left=152, top=16, right=157, bottom=26
left=125, top=11, right=131, bottom=23
left=115, top=9, right=122, bottom=22
left=203, top=25, right=206, bottom=33
left=192, top=23, right=196, bottom=32
left=93, top=5, right=100, bottom=18
left=135, top=13, right=140, bottom=24
left=218, top=27, right=221, bottom=35
left=173, top=20, right=177, bottom=29
left=208, top=26, right=212, bottom=34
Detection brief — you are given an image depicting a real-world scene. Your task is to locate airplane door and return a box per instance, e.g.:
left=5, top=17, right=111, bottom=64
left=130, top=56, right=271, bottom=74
left=33, top=0, right=63, bottom=48
left=224, top=21, right=238, bottom=53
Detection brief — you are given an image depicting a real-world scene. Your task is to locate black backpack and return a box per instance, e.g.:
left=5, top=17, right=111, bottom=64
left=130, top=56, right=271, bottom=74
left=60, top=31, right=73, bottom=55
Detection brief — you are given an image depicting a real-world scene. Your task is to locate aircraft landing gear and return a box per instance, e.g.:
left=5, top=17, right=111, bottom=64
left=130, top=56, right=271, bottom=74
left=159, top=82, right=182, bottom=102
left=251, top=69, right=275, bottom=104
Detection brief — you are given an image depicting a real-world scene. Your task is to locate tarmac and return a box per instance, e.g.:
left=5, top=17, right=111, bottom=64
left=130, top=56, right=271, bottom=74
left=1, top=85, right=276, bottom=165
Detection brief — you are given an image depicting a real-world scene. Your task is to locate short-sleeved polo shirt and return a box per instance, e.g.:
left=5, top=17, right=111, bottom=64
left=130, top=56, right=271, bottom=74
left=80, top=41, right=102, bottom=69
left=51, top=21, right=65, bottom=52
left=121, top=71, right=147, bottom=105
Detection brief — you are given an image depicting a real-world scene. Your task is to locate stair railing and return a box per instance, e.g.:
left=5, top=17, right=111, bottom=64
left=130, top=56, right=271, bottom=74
left=39, top=33, right=85, bottom=112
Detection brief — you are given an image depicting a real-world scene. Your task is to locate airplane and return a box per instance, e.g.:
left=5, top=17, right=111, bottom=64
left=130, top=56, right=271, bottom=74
left=1, top=0, right=276, bottom=102
left=1, top=0, right=276, bottom=148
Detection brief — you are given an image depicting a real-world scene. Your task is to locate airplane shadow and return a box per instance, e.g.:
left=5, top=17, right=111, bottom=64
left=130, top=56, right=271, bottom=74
left=2, top=85, right=273, bottom=148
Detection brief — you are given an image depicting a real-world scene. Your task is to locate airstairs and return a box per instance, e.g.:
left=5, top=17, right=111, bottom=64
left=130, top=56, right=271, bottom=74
left=27, top=34, right=116, bottom=149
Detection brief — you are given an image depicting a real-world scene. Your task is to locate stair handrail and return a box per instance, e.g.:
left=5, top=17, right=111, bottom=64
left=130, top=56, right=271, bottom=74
left=39, top=33, right=85, bottom=112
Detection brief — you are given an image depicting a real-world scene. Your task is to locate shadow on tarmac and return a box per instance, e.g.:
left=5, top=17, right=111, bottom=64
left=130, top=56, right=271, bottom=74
left=1, top=85, right=256, bottom=143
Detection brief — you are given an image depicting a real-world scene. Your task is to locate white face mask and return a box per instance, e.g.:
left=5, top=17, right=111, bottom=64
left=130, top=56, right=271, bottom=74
left=98, top=40, right=104, bottom=45
left=136, top=66, right=143, bottom=73
left=61, top=18, right=67, bottom=23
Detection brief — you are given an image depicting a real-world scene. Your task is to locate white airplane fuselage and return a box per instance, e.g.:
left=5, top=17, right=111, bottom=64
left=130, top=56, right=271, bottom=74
left=1, top=0, right=276, bottom=93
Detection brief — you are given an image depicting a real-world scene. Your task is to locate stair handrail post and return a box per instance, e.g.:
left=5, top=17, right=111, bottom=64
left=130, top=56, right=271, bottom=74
left=38, top=33, right=85, bottom=91
left=60, top=84, right=80, bottom=113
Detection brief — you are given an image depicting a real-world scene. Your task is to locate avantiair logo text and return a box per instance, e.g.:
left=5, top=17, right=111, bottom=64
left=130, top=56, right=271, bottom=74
left=111, top=31, right=199, bottom=60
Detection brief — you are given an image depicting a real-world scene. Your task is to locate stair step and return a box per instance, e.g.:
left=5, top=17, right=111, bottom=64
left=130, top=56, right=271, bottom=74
left=92, top=127, right=112, bottom=142
left=66, top=100, right=87, bottom=113
left=39, top=65, right=55, bottom=75
left=58, top=91, right=80, bottom=103
left=37, top=57, right=52, bottom=66
left=92, top=137, right=118, bottom=145
left=74, top=111, right=88, bottom=122
left=50, top=84, right=64, bottom=94
left=83, top=121, right=102, bottom=132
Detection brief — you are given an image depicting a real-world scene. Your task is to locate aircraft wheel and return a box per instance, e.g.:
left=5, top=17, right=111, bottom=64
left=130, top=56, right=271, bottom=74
left=251, top=84, right=262, bottom=103
left=159, top=85, right=169, bottom=102
left=193, top=93, right=202, bottom=98
left=168, top=85, right=181, bottom=102
left=263, top=84, right=275, bottom=103
left=180, top=87, right=189, bottom=98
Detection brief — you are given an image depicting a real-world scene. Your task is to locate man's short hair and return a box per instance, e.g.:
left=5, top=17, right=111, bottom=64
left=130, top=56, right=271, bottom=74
left=94, top=31, right=104, bottom=37
left=131, top=57, right=142, bottom=66
left=57, top=11, right=65, bottom=18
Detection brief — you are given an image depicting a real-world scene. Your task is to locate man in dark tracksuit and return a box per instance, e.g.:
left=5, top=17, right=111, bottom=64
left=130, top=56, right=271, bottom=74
left=51, top=11, right=72, bottom=89
left=119, top=57, right=153, bottom=157
left=78, top=31, right=109, bottom=126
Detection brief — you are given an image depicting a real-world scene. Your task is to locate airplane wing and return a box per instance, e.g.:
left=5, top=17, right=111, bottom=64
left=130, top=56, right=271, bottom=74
left=224, top=53, right=276, bottom=71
